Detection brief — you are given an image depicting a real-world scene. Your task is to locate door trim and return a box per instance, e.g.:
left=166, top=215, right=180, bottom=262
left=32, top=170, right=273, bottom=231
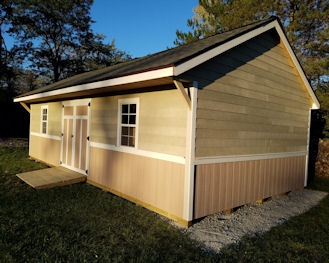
left=60, top=99, right=91, bottom=175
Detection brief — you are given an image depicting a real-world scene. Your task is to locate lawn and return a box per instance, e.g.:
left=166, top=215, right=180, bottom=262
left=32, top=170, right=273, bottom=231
left=0, top=146, right=328, bottom=262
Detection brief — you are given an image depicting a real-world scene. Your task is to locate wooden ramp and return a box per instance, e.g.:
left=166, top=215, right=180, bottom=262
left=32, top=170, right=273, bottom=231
left=17, top=166, right=86, bottom=189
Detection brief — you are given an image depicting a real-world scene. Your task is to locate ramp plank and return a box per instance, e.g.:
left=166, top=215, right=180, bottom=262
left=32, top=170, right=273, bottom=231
left=17, top=167, right=86, bottom=189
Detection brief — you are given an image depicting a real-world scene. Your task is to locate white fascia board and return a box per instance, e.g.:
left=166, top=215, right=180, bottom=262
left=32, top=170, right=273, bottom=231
left=14, top=67, right=174, bottom=103
left=174, top=20, right=320, bottom=109
left=273, top=22, right=320, bottom=109
left=174, top=21, right=278, bottom=76
left=15, top=20, right=320, bottom=109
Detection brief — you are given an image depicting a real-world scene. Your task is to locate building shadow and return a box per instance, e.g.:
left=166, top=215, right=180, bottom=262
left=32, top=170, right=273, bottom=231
left=307, top=110, right=325, bottom=183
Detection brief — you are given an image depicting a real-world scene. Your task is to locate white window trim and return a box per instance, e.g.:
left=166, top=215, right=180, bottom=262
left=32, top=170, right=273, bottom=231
left=117, top=98, right=139, bottom=149
left=40, top=105, right=48, bottom=134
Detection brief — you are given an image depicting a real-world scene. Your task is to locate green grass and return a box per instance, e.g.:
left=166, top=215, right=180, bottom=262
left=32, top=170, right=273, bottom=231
left=218, top=177, right=329, bottom=262
left=0, top=146, right=329, bottom=262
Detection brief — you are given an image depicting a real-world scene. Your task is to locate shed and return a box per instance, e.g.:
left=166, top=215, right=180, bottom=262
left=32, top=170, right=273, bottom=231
left=14, top=17, right=320, bottom=226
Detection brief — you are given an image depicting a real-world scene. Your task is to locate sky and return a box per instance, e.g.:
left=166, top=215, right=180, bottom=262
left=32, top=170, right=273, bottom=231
left=3, top=0, right=198, bottom=59
left=90, top=0, right=198, bottom=58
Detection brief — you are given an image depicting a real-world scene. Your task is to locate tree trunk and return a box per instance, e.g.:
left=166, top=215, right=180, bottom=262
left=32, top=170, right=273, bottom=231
left=289, top=0, right=296, bottom=23
left=53, top=63, right=60, bottom=82
left=0, top=28, right=3, bottom=69
left=288, top=0, right=297, bottom=46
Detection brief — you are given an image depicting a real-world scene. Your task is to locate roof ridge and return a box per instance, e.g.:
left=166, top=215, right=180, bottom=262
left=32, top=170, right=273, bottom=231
left=15, top=16, right=278, bottom=99
left=187, top=16, right=277, bottom=43
left=113, top=16, right=277, bottom=65
left=142, top=16, right=277, bottom=56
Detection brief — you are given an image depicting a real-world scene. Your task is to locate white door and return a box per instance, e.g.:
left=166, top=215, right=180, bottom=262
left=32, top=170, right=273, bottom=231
left=61, top=103, right=89, bottom=174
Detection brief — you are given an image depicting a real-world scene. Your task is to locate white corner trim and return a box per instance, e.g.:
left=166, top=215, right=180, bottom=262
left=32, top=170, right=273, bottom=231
left=174, top=21, right=277, bottom=76
left=89, top=141, right=185, bottom=164
left=273, top=23, right=320, bottom=109
left=30, top=131, right=61, bottom=141
left=195, top=151, right=308, bottom=165
left=312, top=103, right=318, bottom=110
left=183, top=83, right=198, bottom=221
left=14, top=67, right=174, bottom=103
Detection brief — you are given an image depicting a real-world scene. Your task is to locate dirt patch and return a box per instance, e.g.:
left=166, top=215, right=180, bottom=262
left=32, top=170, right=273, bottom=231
left=315, top=139, right=329, bottom=177
left=185, top=189, right=327, bottom=253
left=0, top=138, right=29, bottom=147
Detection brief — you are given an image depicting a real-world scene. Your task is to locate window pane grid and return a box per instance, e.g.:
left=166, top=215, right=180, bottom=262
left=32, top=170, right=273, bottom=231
left=41, top=107, right=48, bottom=134
left=120, top=102, right=137, bottom=147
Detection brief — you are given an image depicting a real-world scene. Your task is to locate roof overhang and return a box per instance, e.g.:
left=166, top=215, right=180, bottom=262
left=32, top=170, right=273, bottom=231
left=15, top=19, right=320, bottom=109
left=14, top=67, right=176, bottom=103
left=173, top=19, right=320, bottom=109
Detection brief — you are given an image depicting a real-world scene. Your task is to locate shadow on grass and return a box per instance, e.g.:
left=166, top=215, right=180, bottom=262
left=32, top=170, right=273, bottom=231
left=1, top=147, right=329, bottom=262
left=0, top=147, right=214, bottom=262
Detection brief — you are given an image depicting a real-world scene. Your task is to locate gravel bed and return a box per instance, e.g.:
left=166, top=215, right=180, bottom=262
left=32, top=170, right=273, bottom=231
left=185, top=189, right=327, bottom=253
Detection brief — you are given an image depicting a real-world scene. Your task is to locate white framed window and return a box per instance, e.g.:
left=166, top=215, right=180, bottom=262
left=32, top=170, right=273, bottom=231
left=117, top=98, right=139, bottom=148
left=40, top=105, right=48, bottom=134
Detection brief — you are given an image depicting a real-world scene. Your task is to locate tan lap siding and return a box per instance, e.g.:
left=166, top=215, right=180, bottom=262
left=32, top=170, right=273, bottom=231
left=194, top=156, right=306, bottom=219
left=181, top=31, right=312, bottom=157
left=30, top=104, right=41, bottom=133
left=29, top=135, right=61, bottom=166
left=29, top=102, right=62, bottom=165
left=30, top=102, right=62, bottom=136
left=88, top=146, right=185, bottom=219
left=90, top=89, right=187, bottom=156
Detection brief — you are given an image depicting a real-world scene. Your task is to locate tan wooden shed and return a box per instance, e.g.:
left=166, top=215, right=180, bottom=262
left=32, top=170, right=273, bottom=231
left=15, top=17, right=320, bottom=226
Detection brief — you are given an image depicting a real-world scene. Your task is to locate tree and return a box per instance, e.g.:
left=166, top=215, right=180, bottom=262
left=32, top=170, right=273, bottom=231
left=8, top=0, right=130, bottom=84
left=0, top=0, right=12, bottom=69
left=316, top=85, right=329, bottom=138
left=0, top=0, right=131, bottom=138
left=175, top=0, right=328, bottom=86
left=0, top=0, right=16, bottom=94
left=175, top=0, right=329, bottom=137
left=174, top=0, right=273, bottom=45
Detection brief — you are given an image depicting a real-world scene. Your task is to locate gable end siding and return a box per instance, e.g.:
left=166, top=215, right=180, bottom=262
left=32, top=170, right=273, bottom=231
left=183, top=31, right=313, bottom=157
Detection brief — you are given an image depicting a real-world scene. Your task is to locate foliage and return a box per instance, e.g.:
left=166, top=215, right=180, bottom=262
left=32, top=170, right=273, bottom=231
left=175, top=0, right=328, bottom=90
left=0, top=0, right=131, bottom=138
left=0, top=0, right=19, bottom=95
left=6, top=0, right=130, bottom=84
left=175, top=0, right=329, bottom=138
left=1, top=146, right=329, bottom=262
left=315, top=139, right=329, bottom=176
left=316, top=86, right=329, bottom=138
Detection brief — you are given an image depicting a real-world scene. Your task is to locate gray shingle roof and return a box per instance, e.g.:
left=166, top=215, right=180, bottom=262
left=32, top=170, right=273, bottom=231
left=17, top=17, right=277, bottom=98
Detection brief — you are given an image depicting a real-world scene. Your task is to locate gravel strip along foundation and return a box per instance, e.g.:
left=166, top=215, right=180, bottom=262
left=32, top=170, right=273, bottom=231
left=185, top=189, right=327, bottom=253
